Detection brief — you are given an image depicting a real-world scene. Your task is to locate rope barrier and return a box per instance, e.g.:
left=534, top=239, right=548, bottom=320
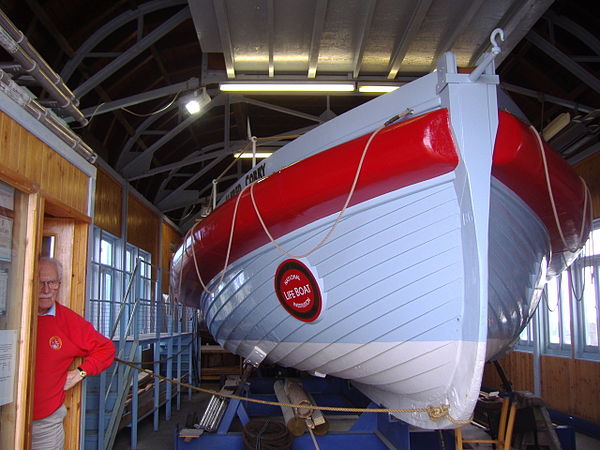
left=115, top=357, right=470, bottom=424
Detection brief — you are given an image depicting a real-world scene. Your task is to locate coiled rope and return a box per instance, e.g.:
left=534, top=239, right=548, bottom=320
left=243, top=420, right=293, bottom=450
left=115, top=357, right=471, bottom=424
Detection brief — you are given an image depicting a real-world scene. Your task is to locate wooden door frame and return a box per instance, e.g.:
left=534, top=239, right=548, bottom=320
left=42, top=216, right=90, bottom=450
left=13, top=192, right=43, bottom=450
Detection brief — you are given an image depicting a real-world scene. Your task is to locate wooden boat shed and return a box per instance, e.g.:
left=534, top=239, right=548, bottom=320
left=0, top=1, right=598, bottom=449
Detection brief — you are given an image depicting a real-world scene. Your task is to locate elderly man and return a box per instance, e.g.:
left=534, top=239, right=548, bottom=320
left=32, top=256, right=115, bottom=450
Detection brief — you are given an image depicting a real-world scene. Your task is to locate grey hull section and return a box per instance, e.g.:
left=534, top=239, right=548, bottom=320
left=487, top=179, right=550, bottom=361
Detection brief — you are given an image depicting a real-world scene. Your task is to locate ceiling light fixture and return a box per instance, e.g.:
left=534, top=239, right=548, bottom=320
left=184, top=87, right=212, bottom=114
left=185, top=99, right=201, bottom=114
left=219, top=82, right=355, bottom=93
left=234, top=152, right=273, bottom=159
left=358, top=84, right=401, bottom=93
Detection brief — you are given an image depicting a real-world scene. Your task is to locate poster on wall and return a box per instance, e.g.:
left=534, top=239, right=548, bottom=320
left=0, top=267, right=7, bottom=316
left=0, top=329, right=17, bottom=406
left=0, top=216, right=12, bottom=262
left=0, top=183, right=14, bottom=211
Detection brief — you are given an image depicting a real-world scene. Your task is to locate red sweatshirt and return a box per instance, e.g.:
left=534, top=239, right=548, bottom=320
left=34, top=302, right=115, bottom=420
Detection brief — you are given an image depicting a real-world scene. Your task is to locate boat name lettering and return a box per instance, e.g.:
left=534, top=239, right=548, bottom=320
left=292, top=298, right=311, bottom=309
left=283, top=284, right=311, bottom=300
left=224, top=184, right=242, bottom=202
left=244, top=165, right=266, bottom=186
left=224, top=165, right=266, bottom=202
left=284, top=274, right=301, bottom=285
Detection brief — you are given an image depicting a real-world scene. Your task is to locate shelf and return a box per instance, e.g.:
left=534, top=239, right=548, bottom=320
left=200, top=345, right=243, bottom=380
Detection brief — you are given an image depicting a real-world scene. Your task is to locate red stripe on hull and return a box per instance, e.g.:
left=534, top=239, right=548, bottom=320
left=492, top=111, right=590, bottom=260
left=175, top=109, right=458, bottom=298
left=173, top=109, right=590, bottom=301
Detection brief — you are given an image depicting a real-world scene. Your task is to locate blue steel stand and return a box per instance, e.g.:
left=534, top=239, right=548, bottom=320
left=174, top=376, right=454, bottom=449
left=216, top=383, right=251, bottom=434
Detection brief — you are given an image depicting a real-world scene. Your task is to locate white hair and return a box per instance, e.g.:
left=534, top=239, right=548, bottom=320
left=39, top=256, right=63, bottom=280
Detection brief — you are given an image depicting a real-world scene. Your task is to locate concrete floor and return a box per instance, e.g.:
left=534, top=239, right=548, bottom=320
left=111, top=386, right=600, bottom=450
left=112, top=389, right=212, bottom=450
left=458, top=422, right=599, bottom=450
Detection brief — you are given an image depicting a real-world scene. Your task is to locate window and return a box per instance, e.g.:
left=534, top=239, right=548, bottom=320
left=516, top=219, right=600, bottom=360
left=89, top=226, right=158, bottom=338
left=89, top=228, right=122, bottom=337
left=125, top=244, right=154, bottom=335
left=542, top=272, right=572, bottom=355
left=575, top=222, right=600, bottom=358
left=517, top=319, right=536, bottom=351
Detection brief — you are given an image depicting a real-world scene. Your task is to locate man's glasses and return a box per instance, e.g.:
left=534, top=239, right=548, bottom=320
left=40, top=280, right=61, bottom=289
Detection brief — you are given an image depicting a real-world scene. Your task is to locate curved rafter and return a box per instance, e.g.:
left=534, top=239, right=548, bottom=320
left=60, top=0, right=187, bottom=82
left=0, top=0, right=595, bottom=229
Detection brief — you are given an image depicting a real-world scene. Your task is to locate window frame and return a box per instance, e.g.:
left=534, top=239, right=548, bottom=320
left=515, top=219, right=600, bottom=361
left=574, top=221, right=600, bottom=361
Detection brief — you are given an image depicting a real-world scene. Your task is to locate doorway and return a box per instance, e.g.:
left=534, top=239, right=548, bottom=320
left=41, top=216, right=90, bottom=450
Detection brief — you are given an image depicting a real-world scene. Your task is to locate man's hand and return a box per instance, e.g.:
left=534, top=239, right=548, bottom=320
left=64, top=369, right=85, bottom=391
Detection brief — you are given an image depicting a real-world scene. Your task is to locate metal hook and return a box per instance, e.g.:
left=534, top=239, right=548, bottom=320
left=468, top=28, right=505, bottom=81
left=490, top=28, right=505, bottom=53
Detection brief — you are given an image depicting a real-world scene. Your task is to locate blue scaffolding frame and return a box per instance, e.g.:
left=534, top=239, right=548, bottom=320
left=174, top=375, right=456, bottom=449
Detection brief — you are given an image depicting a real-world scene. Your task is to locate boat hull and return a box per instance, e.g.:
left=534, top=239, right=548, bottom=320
left=171, top=53, right=589, bottom=429
left=195, top=173, right=549, bottom=428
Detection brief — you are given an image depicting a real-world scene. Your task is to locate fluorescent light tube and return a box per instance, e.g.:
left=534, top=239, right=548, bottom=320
left=220, top=83, right=355, bottom=92
left=358, top=85, right=400, bottom=93
left=234, top=152, right=273, bottom=159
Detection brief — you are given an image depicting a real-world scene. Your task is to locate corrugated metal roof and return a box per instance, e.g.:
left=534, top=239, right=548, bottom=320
left=191, top=0, right=553, bottom=79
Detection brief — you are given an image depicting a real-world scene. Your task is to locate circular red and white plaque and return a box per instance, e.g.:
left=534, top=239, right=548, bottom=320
left=274, top=259, right=323, bottom=322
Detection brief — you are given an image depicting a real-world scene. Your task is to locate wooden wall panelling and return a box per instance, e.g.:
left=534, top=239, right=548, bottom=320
left=128, top=195, right=160, bottom=300
left=26, top=132, right=44, bottom=186
left=2, top=115, right=19, bottom=171
left=571, top=359, right=600, bottom=423
left=161, top=221, right=182, bottom=294
left=509, top=351, right=534, bottom=392
left=41, top=148, right=89, bottom=216
left=127, top=194, right=160, bottom=256
left=13, top=122, right=28, bottom=177
left=540, top=356, right=572, bottom=413
left=93, top=168, right=122, bottom=237
left=487, top=354, right=600, bottom=424
left=0, top=112, right=90, bottom=217
left=481, top=352, right=534, bottom=393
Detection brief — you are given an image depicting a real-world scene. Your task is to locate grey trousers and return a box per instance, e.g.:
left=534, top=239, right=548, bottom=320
left=31, top=404, right=67, bottom=450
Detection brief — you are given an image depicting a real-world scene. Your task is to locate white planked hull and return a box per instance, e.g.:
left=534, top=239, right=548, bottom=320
left=172, top=50, right=589, bottom=429
left=202, top=173, right=475, bottom=428
left=197, top=173, right=551, bottom=429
